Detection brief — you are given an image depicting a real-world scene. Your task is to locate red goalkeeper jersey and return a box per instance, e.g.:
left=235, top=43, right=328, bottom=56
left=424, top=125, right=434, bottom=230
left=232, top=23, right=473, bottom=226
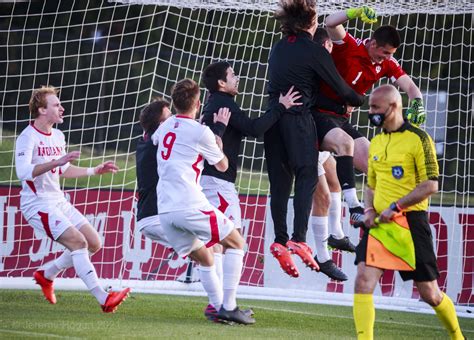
left=319, top=32, right=406, bottom=114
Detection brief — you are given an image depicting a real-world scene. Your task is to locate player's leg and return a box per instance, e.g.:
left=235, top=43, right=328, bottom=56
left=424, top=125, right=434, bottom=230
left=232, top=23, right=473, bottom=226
left=310, top=166, right=347, bottom=281
left=353, top=136, right=370, bottom=174
left=324, top=156, right=356, bottom=252
left=282, top=113, right=319, bottom=272
left=415, top=281, right=464, bottom=340
left=264, top=123, right=298, bottom=277
left=353, top=262, right=384, bottom=340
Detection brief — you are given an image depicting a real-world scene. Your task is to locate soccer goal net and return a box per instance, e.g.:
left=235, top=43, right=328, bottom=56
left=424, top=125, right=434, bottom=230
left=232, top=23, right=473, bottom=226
left=1, top=0, right=472, bottom=316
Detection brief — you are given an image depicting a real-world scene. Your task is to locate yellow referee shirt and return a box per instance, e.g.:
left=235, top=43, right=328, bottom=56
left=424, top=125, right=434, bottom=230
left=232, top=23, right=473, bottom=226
left=368, top=122, right=439, bottom=213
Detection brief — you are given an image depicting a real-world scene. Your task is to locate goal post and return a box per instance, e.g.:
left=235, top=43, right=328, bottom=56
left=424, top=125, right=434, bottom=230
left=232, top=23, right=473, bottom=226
left=0, top=0, right=473, bottom=316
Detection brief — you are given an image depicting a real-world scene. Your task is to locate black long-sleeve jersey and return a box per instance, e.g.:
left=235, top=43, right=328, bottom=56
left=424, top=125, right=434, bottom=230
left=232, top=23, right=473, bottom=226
left=201, top=91, right=285, bottom=183
left=267, top=31, right=364, bottom=114
left=136, top=133, right=158, bottom=221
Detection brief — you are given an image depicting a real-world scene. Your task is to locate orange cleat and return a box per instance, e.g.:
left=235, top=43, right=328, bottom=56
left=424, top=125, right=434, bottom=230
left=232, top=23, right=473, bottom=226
left=286, top=240, right=320, bottom=272
left=101, top=287, right=131, bottom=313
left=270, top=242, right=299, bottom=277
left=33, top=270, right=57, bottom=304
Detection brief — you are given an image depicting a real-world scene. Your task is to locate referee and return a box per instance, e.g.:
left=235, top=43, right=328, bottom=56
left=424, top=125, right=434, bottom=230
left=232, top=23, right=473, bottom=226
left=353, top=85, right=464, bottom=340
left=265, top=0, right=364, bottom=277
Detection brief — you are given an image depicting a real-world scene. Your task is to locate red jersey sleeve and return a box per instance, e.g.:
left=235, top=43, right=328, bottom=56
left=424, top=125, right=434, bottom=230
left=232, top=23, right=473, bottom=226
left=332, top=32, right=359, bottom=54
left=385, top=57, right=406, bottom=82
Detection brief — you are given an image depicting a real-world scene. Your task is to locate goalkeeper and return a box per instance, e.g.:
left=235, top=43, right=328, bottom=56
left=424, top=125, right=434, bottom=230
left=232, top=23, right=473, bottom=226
left=353, top=84, right=464, bottom=340
left=313, top=6, right=426, bottom=225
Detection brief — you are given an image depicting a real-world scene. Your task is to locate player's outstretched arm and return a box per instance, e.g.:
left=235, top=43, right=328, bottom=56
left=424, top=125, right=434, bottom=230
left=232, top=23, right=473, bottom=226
left=325, top=6, right=377, bottom=41
left=31, top=151, right=81, bottom=178
left=61, top=160, right=119, bottom=178
left=394, top=75, right=425, bottom=125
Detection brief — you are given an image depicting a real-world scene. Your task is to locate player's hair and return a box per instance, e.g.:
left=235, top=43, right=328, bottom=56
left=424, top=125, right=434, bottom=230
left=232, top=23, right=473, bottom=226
left=202, top=61, right=231, bottom=93
left=313, top=27, right=330, bottom=45
left=29, top=85, right=59, bottom=119
left=139, top=98, right=170, bottom=135
left=171, top=78, right=200, bottom=113
left=274, top=0, right=317, bottom=35
left=372, top=25, right=401, bottom=48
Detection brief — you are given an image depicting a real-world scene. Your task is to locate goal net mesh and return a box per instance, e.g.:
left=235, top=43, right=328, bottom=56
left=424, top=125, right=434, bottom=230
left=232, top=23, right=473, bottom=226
left=1, top=0, right=472, bottom=312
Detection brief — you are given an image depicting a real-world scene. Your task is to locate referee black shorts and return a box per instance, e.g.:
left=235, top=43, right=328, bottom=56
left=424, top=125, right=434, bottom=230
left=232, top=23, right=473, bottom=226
left=312, top=110, right=364, bottom=145
left=355, top=211, right=440, bottom=282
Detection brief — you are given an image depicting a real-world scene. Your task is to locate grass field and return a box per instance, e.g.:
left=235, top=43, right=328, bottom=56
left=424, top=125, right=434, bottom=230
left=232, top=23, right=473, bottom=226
left=0, top=290, right=473, bottom=339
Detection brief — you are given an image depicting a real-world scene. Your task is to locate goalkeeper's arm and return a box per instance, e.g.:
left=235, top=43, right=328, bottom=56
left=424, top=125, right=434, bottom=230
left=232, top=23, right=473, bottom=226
left=395, top=75, right=426, bottom=125
left=325, top=6, right=377, bottom=41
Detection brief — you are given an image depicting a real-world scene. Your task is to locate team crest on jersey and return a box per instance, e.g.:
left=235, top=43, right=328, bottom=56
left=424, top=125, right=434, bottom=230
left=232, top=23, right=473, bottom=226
left=392, top=166, right=404, bottom=179
left=375, top=65, right=381, bottom=74
left=373, top=155, right=379, bottom=161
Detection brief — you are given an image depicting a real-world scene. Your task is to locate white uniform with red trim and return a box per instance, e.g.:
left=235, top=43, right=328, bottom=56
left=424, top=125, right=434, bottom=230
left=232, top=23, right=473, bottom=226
left=15, top=124, right=87, bottom=240
left=152, top=115, right=235, bottom=256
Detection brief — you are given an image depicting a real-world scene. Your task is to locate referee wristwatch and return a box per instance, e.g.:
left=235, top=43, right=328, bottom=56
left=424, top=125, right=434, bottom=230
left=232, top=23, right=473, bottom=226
left=389, top=201, right=402, bottom=212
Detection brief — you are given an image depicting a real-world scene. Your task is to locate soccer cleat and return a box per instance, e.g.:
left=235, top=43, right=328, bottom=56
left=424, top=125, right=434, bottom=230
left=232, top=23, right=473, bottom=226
left=349, top=205, right=365, bottom=225
left=204, top=304, right=226, bottom=323
left=217, top=306, right=256, bottom=325
left=101, top=287, right=131, bottom=313
left=315, top=256, right=348, bottom=282
left=328, top=235, right=356, bottom=253
left=270, top=242, right=299, bottom=277
left=33, top=270, right=57, bottom=304
left=286, top=240, right=320, bottom=272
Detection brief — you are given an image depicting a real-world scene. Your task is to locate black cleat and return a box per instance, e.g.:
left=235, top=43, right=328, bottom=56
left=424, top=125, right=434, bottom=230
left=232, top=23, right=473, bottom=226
left=217, top=306, right=256, bottom=325
left=349, top=205, right=365, bottom=225
left=315, top=256, right=348, bottom=282
left=328, top=235, right=356, bottom=253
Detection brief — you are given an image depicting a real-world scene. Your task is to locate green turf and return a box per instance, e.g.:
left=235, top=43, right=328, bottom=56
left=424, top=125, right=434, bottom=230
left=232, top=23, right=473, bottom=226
left=0, top=290, right=472, bottom=339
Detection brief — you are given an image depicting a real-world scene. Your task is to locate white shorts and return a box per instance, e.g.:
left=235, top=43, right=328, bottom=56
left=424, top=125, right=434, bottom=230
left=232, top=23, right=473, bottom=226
left=26, top=200, right=88, bottom=240
left=159, top=203, right=235, bottom=257
left=318, top=151, right=331, bottom=176
left=137, top=215, right=172, bottom=248
left=201, top=175, right=242, bottom=229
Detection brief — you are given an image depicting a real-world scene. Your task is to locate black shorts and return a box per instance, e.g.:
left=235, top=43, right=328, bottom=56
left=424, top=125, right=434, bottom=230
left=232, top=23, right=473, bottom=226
left=355, top=211, right=440, bottom=282
left=312, top=111, right=364, bottom=145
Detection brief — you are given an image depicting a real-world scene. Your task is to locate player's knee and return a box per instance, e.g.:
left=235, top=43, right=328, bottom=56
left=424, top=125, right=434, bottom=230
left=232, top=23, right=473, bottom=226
left=221, top=229, right=244, bottom=250
left=420, top=289, right=443, bottom=307
left=87, top=239, right=102, bottom=254
left=336, top=135, right=354, bottom=156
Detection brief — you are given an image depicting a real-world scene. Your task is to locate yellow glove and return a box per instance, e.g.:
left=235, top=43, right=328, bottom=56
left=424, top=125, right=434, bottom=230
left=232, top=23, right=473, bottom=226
left=346, top=6, right=377, bottom=24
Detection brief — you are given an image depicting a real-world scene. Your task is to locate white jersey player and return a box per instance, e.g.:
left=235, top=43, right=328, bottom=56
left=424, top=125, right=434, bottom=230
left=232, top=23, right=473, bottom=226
left=15, top=86, right=130, bottom=312
left=154, top=79, right=254, bottom=325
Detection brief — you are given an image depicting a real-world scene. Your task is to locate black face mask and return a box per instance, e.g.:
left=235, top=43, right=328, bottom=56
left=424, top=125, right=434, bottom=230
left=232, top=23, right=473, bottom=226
left=368, top=107, right=390, bottom=127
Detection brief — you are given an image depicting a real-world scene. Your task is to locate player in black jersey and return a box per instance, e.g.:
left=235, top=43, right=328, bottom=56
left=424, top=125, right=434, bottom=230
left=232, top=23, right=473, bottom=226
left=264, top=0, right=365, bottom=277
left=200, top=61, right=301, bottom=283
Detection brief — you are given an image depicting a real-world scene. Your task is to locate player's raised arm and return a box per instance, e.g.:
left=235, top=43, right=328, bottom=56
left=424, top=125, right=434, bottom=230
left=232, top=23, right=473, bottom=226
left=325, top=6, right=377, bottom=41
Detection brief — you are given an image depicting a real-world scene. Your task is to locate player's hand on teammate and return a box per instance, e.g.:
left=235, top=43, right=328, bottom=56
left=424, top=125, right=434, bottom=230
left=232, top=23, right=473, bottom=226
left=215, top=135, right=224, bottom=151
left=346, top=6, right=377, bottom=24
left=94, top=161, right=119, bottom=175
left=279, top=86, right=302, bottom=110
left=406, top=98, right=426, bottom=126
left=213, top=107, right=231, bottom=126
left=57, top=151, right=81, bottom=166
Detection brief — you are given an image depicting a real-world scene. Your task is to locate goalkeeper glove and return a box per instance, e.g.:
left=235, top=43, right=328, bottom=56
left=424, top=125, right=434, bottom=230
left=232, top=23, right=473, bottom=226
left=346, top=6, right=377, bottom=24
left=405, top=98, right=426, bottom=126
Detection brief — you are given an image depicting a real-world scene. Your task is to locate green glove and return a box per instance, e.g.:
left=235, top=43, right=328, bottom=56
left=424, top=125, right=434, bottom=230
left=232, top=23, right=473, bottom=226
left=346, top=6, right=377, bottom=24
left=406, top=98, right=426, bottom=126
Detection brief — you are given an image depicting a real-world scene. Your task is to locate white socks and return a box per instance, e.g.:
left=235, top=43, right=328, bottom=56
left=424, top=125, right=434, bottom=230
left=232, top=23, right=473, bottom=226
left=43, top=249, right=73, bottom=280
left=213, top=252, right=224, bottom=286
left=222, top=249, right=244, bottom=311
left=70, top=248, right=108, bottom=304
left=311, top=216, right=331, bottom=263
left=199, top=265, right=223, bottom=310
left=342, top=188, right=361, bottom=208
left=329, top=192, right=345, bottom=240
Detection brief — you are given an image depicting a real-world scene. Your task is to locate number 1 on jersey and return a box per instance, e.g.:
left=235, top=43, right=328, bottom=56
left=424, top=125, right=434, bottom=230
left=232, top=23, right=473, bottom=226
left=161, top=132, right=176, bottom=160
